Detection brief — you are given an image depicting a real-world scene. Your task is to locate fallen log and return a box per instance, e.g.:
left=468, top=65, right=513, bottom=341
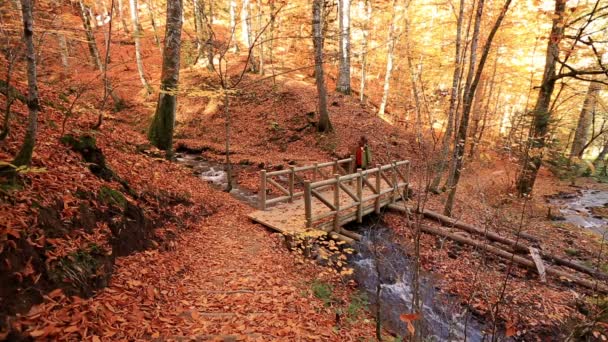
left=388, top=204, right=608, bottom=280
left=414, top=222, right=608, bottom=293
left=337, top=228, right=362, bottom=241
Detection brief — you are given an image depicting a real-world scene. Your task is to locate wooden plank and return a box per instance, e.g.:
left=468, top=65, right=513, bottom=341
left=267, top=177, right=290, bottom=196
left=311, top=189, right=336, bottom=210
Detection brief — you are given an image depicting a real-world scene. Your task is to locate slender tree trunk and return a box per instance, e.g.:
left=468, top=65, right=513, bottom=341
left=148, top=0, right=183, bottom=156
left=78, top=0, right=123, bottom=109
left=516, top=0, right=565, bottom=195
left=444, top=0, right=512, bottom=216
left=201, top=0, right=215, bottom=70
left=378, top=0, right=397, bottom=118
left=12, top=0, right=39, bottom=167
left=429, top=0, right=465, bottom=193
left=193, top=0, right=208, bottom=66
left=229, top=0, right=239, bottom=52
left=257, top=0, right=264, bottom=75
left=336, top=0, right=351, bottom=94
left=359, top=0, right=371, bottom=103
left=404, top=5, right=423, bottom=142
left=241, top=0, right=250, bottom=46
left=570, top=81, right=601, bottom=158
left=58, top=33, right=69, bottom=69
left=117, top=0, right=130, bottom=34
left=145, top=0, right=162, bottom=53
left=313, top=0, right=332, bottom=133
left=244, top=0, right=257, bottom=72
left=129, top=0, right=153, bottom=94
left=0, top=48, right=18, bottom=141
left=594, top=139, right=608, bottom=169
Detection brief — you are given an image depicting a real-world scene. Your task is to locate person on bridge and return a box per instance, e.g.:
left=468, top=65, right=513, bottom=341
left=355, top=136, right=372, bottom=170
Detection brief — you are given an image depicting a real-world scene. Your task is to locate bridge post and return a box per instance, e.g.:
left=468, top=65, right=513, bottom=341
left=313, top=163, right=319, bottom=182
left=333, top=174, right=340, bottom=230
left=304, top=181, right=312, bottom=228
left=332, top=159, right=338, bottom=175
left=391, top=160, right=399, bottom=203
left=357, top=168, right=363, bottom=223
left=375, top=164, right=382, bottom=213
left=259, top=170, right=267, bottom=210
left=289, top=166, right=295, bottom=202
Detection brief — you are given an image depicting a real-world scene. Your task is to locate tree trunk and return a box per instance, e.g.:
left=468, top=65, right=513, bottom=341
left=0, top=40, right=19, bottom=141
left=193, top=0, right=208, bottom=66
left=313, top=0, right=332, bottom=133
left=570, top=81, right=601, bottom=158
left=229, top=0, right=239, bottom=52
left=594, top=139, right=608, bottom=169
left=78, top=0, right=123, bottom=109
left=201, top=0, right=215, bottom=70
left=404, top=6, right=423, bottom=142
left=12, top=0, right=39, bottom=167
left=79, top=0, right=103, bottom=68
left=516, top=0, right=565, bottom=195
left=428, top=0, right=465, bottom=193
left=378, top=0, right=397, bottom=118
left=336, top=0, right=351, bottom=94
left=145, top=0, right=162, bottom=53
left=359, top=0, right=371, bottom=103
left=444, top=0, right=512, bottom=216
left=257, top=0, right=264, bottom=75
left=117, top=0, right=130, bottom=34
left=241, top=0, right=250, bottom=47
left=129, top=0, right=153, bottom=94
left=148, top=0, right=183, bottom=156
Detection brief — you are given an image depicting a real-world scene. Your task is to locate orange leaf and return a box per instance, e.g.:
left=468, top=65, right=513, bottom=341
left=505, top=322, right=517, bottom=337
left=399, top=313, right=421, bottom=323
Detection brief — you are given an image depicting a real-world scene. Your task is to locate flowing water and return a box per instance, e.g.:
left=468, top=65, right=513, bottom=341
left=176, top=154, right=494, bottom=340
left=549, top=190, right=608, bottom=235
left=175, top=153, right=258, bottom=207
left=349, top=222, right=494, bottom=341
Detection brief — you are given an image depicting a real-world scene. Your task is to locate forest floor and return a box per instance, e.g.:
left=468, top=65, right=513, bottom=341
left=1, top=15, right=608, bottom=341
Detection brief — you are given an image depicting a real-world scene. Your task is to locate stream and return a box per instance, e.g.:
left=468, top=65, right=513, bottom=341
left=176, top=153, right=493, bottom=340
left=348, top=221, right=493, bottom=341
left=549, top=190, right=608, bottom=235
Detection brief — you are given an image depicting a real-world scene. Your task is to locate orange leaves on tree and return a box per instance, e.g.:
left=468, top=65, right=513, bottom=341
left=399, top=312, right=421, bottom=334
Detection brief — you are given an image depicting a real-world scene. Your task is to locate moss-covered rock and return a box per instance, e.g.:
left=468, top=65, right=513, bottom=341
left=60, top=134, right=114, bottom=180
left=98, top=186, right=127, bottom=208
left=48, top=244, right=113, bottom=297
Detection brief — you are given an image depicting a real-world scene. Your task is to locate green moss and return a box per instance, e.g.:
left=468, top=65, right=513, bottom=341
left=48, top=244, right=111, bottom=296
left=98, top=186, right=127, bottom=208
left=311, top=279, right=334, bottom=307
left=565, top=248, right=581, bottom=257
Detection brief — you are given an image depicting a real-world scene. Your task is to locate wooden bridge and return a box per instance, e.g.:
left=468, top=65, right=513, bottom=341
left=248, top=157, right=410, bottom=241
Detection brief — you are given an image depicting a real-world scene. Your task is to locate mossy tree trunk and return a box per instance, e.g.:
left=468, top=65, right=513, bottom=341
left=13, top=0, right=40, bottom=167
left=148, top=0, right=183, bottom=157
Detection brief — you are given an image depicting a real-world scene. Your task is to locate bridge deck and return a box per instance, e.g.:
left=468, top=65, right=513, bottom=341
left=248, top=175, right=397, bottom=235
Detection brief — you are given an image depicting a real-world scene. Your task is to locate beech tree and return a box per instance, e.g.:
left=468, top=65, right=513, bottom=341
left=336, top=0, right=351, bottom=94
left=358, top=0, right=371, bottom=103
left=148, top=0, right=183, bottom=155
left=313, top=0, right=332, bottom=132
left=129, top=0, right=153, bottom=94
left=444, top=0, right=512, bottom=216
left=12, top=0, right=39, bottom=167
left=570, top=81, right=601, bottom=158
left=378, top=0, right=398, bottom=117
left=516, top=0, right=608, bottom=195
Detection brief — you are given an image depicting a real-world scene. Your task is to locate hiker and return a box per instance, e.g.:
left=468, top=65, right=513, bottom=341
left=355, top=136, right=372, bottom=170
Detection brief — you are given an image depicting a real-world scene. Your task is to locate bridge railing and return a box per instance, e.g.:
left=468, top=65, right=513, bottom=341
left=303, top=160, right=410, bottom=231
left=258, top=157, right=355, bottom=210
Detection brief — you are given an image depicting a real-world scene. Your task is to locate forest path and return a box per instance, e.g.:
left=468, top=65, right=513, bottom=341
left=17, top=188, right=375, bottom=340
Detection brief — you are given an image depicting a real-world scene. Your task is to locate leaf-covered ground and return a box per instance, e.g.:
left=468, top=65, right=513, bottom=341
left=1, top=9, right=607, bottom=341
